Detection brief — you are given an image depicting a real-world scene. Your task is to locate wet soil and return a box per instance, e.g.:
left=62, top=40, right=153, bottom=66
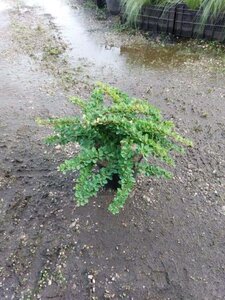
left=0, top=0, right=225, bottom=299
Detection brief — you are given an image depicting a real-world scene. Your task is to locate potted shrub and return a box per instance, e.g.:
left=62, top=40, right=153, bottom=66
left=42, top=83, right=191, bottom=214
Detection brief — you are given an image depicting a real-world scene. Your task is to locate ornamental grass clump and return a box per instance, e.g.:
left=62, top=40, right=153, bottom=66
left=122, top=0, right=225, bottom=28
left=43, top=83, right=191, bottom=214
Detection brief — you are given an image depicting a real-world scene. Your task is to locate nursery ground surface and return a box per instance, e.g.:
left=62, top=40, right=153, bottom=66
left=0, top=0, right=225, bottom=299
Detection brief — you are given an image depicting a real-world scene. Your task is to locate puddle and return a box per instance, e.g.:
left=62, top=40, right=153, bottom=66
left=20, top=0, right=122, bottom=68
left=0, top=1, right=9, bottom=12
left=0, top=1, right=9, bottom=27
left=120, top=44, right=199, bottom=68
left=16, top=0, right=201, bottom=71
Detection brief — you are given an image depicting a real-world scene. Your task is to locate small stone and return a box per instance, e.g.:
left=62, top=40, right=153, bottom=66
left=69, top=219, right=78, bottom=228
left=220, top=206, right=225, bottom=215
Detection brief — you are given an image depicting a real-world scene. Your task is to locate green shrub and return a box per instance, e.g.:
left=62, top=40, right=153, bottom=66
left=42, top=83, right=191, bottom=214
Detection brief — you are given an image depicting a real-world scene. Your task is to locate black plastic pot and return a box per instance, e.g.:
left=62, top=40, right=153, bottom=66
left=174, top=5, right=225, bottom=42
left=173, top=4, right=197, bottom=38
left=106, top=0, right=120, bottom=15
left=98, top=154, right=142, bottom=190
left=134, top=3, right=225, bottom=42
left=199, top=13, right=225, bottom=42
left=137, top=5, right=176, bottom=34
left=105, top=173, right=121, bottom=190
left=95, top=0, right=106, bottom=9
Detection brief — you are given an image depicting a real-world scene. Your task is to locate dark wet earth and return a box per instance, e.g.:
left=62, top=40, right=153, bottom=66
left=0, top=0, right=225, bottom=299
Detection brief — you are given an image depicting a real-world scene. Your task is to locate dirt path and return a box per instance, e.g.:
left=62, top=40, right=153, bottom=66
left=0, top=0, right=225, bottom=299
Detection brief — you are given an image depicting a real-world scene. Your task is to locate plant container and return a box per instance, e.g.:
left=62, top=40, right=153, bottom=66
left=134, top=3, right=225, bottom=42
left=106, top=0, right=120, bottom=15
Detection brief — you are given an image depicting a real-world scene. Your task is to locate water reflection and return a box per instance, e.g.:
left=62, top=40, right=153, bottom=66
left=120, top=44, right=199, bottom=68
left=0, top=0, right=9, bottom=28
left=22, top=0, right=122, bottom=67
left=0, top=1, right=9, bottom=12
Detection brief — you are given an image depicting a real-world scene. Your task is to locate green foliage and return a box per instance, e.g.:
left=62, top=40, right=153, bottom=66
left=184, top=0, right=201, bottom=10
left=200, top=0, right=225, bottom=27
left=43, top=83, right=191, bottom=214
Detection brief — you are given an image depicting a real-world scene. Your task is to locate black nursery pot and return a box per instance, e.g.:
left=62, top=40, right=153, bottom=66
left=105, top=173, right=121, bottom=190
left=95, top=0, right=106, bottom=9
left=97, top=161, right=121, bottom=190
left=97, top=154, right=142, bottom=190
left=137, top=5, right=176, bottom=33
left=136, top=3, right=225, bottom=42
left=106, top=0, right=121, bottom=15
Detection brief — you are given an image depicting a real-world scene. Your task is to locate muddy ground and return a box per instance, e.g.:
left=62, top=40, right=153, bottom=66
left=0, top=0, right=225, bottom=299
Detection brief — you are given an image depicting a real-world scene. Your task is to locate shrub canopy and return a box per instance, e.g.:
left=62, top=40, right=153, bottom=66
left=44, top=83, right=191, bottom=214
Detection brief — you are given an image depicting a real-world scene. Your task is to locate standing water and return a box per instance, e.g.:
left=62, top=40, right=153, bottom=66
left=8, top=0, right=199, bottom=72
left=0, top=1, right=9, bottom=27
left=19, top=0, right=124, bottom=68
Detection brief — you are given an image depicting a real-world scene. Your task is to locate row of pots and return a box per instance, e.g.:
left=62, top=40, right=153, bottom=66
left=96, top=1, right=225, bottom=42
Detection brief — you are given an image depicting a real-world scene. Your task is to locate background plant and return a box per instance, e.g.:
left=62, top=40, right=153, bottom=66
left=121, top=0, right=225, bottom=27
left=43, top=83, right=191, bottom=214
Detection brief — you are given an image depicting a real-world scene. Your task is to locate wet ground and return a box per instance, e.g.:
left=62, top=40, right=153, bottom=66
left=0, top=0, right=225, bottom=299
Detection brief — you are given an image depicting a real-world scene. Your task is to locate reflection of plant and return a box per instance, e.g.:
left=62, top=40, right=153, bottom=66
left=43, top=83, right=191, bottom=214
